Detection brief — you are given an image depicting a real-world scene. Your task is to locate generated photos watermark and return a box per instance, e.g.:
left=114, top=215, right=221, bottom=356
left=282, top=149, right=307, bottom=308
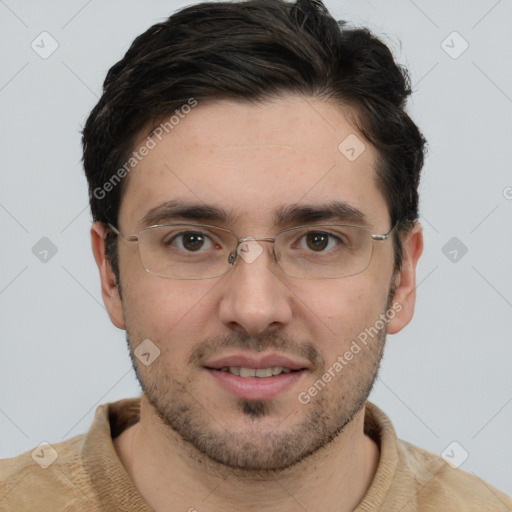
left=93, top=98, right=198, bottom=201
left=297, top=301, right=402, bottom=405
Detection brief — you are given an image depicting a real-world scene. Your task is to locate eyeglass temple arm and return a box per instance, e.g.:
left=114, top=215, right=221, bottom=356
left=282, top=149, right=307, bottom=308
left=371, top=221, right=399, bottom=241
left=106, top=222, right=138, bottom=242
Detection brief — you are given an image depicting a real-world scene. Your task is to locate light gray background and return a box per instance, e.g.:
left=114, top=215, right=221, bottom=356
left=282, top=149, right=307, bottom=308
left=1, top=0, right=511, bottom=499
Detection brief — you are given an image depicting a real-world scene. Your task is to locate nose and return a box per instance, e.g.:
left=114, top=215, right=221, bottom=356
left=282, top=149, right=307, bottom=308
left=218, top=239, right=293, bottom=336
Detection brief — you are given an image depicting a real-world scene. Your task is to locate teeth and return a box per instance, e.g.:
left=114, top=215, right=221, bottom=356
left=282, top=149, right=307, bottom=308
left=220, top=366, right=293, bottom=377
left=240, top=367, right=256, bottom=377
left=255, top=368, right=273, bottom=378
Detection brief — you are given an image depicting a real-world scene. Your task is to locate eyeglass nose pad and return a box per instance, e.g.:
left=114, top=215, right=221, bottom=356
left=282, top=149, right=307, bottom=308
left=272, top=247, right=280, bottom=264
left=226, top=243, right=278, bottom=266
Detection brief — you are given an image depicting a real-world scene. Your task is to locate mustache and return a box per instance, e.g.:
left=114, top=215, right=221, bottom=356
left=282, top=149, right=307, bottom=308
left=187, top=330, right=325, bottom=369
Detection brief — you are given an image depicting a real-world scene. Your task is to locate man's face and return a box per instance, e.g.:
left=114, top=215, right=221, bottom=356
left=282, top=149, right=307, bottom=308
left=110, top=95, right=402, bottom=470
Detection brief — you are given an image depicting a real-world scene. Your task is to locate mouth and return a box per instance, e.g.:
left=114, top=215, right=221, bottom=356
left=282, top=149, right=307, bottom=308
left=203, top=354, right=309, bottom=400
left=207, top=366, right=301, bottom=377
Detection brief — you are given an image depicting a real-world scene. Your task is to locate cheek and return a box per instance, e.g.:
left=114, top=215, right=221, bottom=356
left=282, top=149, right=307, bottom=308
left=122, top=280, right=213, bottom=377
left=122, top=264, right=214, bottom=344
left=296, top=276, right=390, bottom=349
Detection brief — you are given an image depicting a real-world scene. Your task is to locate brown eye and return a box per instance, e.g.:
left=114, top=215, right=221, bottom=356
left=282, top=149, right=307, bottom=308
left=181, top=232, right=206, bottom=251
left=305, top=232, right=330, bottom=252
left=164, top=231, right=212, bottom=252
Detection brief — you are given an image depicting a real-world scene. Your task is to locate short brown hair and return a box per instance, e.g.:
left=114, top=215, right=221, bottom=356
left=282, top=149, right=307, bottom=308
left=82, top=0, right=426, bottom=281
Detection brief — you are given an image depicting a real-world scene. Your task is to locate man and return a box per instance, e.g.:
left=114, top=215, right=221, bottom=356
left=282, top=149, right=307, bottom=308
left=1, top=0, right=510, bottom=510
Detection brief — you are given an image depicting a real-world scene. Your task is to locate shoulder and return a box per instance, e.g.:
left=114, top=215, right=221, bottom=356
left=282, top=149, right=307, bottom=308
left=0, top=435, right=100, bottom=511
left=397, top=439, right=512, bottom=511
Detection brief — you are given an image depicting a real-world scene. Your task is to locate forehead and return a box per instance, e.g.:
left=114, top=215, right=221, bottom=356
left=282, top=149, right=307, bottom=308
left=118, top=95, right=389, bottom=232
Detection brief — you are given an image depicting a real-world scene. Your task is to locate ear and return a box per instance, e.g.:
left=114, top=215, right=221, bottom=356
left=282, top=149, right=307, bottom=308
left=90, top=222, right=126, bottom=330
left=387, top=223, right=423, bottom=334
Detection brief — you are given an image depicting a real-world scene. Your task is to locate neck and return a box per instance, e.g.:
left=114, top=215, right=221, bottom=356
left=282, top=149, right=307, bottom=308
left=114, top=396, right=379, bottom=512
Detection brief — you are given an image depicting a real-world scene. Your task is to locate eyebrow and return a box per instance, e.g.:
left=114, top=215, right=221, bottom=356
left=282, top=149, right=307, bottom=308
left=139, top=199, right=368, bottom=230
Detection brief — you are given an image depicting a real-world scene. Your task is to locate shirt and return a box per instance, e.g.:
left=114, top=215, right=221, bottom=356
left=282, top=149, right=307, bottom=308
left=1, top=397, right=511, bottom=511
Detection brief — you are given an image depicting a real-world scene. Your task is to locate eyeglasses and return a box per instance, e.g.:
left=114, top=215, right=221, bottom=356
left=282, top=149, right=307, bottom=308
left=107, top=222, right=397, bottom=280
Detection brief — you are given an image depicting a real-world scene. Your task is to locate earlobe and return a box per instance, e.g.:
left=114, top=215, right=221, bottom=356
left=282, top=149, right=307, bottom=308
left=90, top=222, right=126, bottom=330
left=387, top=223, right=423, bottom=335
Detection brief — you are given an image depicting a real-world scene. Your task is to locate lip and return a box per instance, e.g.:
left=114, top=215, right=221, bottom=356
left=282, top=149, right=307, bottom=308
left=204, top=353, right=309, bottom=371
left=205, top=367, right=306, bottom=400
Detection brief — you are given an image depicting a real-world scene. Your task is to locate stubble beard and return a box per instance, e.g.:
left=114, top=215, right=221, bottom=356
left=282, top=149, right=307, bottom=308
left=124, top=293, right=392, bottom=473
